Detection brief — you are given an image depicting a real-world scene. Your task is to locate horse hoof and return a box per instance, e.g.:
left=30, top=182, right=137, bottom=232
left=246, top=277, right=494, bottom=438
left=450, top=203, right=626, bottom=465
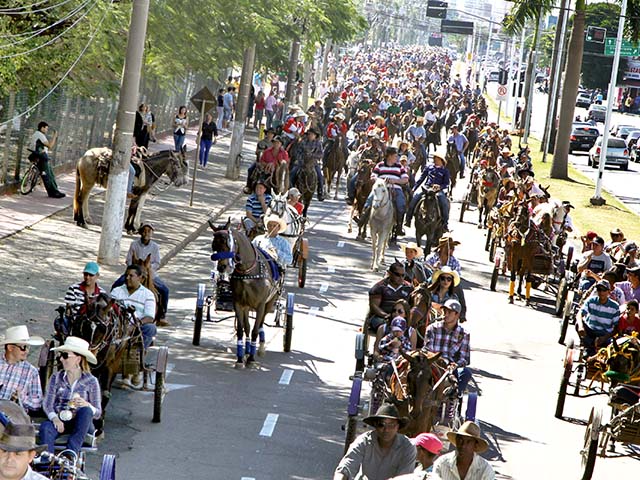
left=234, top=361, right=244, bottom=369
left=477, top=224, right=483, bottom=229
left=257, top=343, right=266, bottom=357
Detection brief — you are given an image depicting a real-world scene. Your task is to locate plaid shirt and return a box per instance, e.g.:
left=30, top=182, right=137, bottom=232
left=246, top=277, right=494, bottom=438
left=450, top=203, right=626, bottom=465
left=43, top=370, right=101, bottom=420
left=422, top=321, right=470, bottom=368
left=0, top=355, right=42, bottom=410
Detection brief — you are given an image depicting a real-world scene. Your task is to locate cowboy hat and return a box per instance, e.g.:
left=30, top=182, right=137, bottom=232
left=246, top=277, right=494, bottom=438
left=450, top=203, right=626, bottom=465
left=52, top=336, right=97, bottom=365
left=500, top=147, right=513, bottom=156
left=334, top=113, right=345, bottom=121
left=363, top=403, right=409, bottom=429
left=0, top=326, right=44, bottom=347
left=0, top=421, right=46, bottom=454
left=434, top=233, right=461, bottom=250
left=0, top=401, right=32, bottom=434
left=446, top=421, right=489, bottom=453
left=432, top=147, right=448, bottom=164
left=400, top=241, right=424, bottom=258
left=429, top=266, right=461, bottom=287
left=263, top=214, right=287, bottom=234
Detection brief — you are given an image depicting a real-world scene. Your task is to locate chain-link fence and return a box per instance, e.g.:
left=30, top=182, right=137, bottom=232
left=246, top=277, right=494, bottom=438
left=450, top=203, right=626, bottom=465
left=0, top=73, right=223, bottom=188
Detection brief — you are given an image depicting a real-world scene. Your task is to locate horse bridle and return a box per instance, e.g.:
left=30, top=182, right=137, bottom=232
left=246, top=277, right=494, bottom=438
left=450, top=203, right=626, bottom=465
left=211, top=229, right=237, bottom=272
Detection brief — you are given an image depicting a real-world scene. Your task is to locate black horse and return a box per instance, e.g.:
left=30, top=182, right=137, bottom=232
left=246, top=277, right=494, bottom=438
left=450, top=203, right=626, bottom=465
left=414, top=187, right=445, bottom=251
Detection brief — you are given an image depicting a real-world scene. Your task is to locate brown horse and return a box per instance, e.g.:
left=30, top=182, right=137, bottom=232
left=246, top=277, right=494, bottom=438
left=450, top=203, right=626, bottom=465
left=408, top=282, right=433, bottom=350
left=476, top=167, right=500, bottom=228
left=324, top=135, right=346, bottom=200
left=410, top=139, right=426, bottom=176
left=348, top=160, right=374, bottom=238
left=209, top=219, right=281, bottom=368
left=445, top=142, right=460, bottom=193
left=294, top=157, right=316, bottom=217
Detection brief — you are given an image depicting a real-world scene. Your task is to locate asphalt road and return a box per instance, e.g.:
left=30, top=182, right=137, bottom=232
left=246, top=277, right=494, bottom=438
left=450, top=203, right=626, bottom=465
left=82, top=176, right=640, bottom=479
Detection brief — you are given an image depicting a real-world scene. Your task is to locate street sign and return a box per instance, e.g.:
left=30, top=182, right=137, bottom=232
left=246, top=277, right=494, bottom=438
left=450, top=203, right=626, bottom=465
left=604, top=38, right=640, bottom=57
left=441, top=20, right=473, bottom=36
left=496, top=85, right=507, bottom=101
left=189, top=86, right=216, bottom=113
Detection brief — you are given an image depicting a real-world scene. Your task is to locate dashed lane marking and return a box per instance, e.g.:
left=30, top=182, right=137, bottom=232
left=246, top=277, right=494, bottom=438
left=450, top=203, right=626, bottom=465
left=337, top=241, right=345, bottom=247
left=328, top=266, right=336, bottom=273
left=259, top=413, right=279, bottom=437
left=279, top=369, right=294, bottom=385
left=309, top=306, right=319, bottom=317
left=319, top=282, right=329, bottom=293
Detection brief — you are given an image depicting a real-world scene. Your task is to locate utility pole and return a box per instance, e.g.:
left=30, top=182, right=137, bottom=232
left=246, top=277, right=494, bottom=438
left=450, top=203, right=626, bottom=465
left=98, top=0, right=150, bottom=265
left=302, top=59, right=312, bottom=110
left=592, top=0, right=628, bottom=205
left=512, top=28, right=526, bottom=131
left=522, top=11, right=544, bottom=144
left=284, top=38, right=301, bottom=110
left=226, top=44, right=256, bottom=180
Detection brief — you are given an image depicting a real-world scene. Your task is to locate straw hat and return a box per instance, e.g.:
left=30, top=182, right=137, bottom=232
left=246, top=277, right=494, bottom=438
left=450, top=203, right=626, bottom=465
left=432, top=147, right=448, bottom=164
left=0, top=326, right=44, bottom=346
left=263, top=214, right=287, bottom=234
left=429, top=266, right=461, bottom=287
left=446, top=421, right=489, bottom=453
left=434, top=233, right=461, bottom=251
left=334, top=113, right=345, bottom=121
left=500, top=147, right=513, bottom=156
left=400, top=241, right=424, bottom=258
left=52, top=336, right=97, bottom=365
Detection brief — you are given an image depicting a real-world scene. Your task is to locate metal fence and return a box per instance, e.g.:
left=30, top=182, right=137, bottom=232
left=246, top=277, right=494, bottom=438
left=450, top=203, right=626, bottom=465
left=0, top=74, right=222, bottom=188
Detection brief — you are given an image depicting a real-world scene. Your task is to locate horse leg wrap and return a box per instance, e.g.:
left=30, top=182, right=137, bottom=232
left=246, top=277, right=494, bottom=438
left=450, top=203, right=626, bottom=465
left=508, top=281, right=515, bottom=297
left=525, top=282, right=532, bottom=299
left=259, top=328, right=265, bottom=343
left=250, top=341, right=257, bottom=356
left=236, top=340, right=244, bottom=361
left=245, top=339, right=251, bottom=356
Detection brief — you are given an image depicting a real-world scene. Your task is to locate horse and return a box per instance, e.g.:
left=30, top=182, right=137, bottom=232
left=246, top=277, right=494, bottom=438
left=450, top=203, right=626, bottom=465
left=349, top=160, right=374, bottom=239
left=369, top=178, right=395, bottom=271
left=266, top=193, right=304, bottom=252
left=410, top=139, right=426, bottom=176
left=68, top=292, right=140, bottom=431
left=414, top=186, right=444, bottom=251
left=129, top=252, right=166, bottom=320
left=324, top=135, right=346, bottom=200
left=425, top=117, right=443, bottom=153
left=209, top=219, right=281, bottom=368
left=294, top=156, right=317, bottom=217
left=445, top=142, right=460, bottom=192
left=476, top=167, right=500, bottom=228
left=408, top=282, right=433, bottom=350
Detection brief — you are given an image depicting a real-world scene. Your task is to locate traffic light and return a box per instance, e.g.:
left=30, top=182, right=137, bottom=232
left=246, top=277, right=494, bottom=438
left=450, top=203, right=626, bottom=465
left=498, top=68, right=508, bottom=85
left=427, top=0, right=447, bottom=19
left=428, top=33, right=443, bottom=47
left=586, top=26, right=606, bottom=43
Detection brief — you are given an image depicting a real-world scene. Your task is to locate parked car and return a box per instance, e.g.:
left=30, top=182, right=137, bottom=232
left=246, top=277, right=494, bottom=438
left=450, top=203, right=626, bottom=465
left=610, top=124, right=637, bottom=139
left=576, top=92, right=592, bottom=108
left=487, top=71, right=500, bottom=82
left=569, top=123, right=599, bottom=153
left=588, top=136, right=630, bottom=170
left=626, top=130, right=640, bottom=161
left=587, top=104, right=607, bottom=122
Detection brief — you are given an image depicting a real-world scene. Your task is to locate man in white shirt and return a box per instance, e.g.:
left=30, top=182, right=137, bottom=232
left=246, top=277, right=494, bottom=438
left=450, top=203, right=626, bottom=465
left=30, top=121, right=65, bottom=198
left=433, top=421, right=495, bottom=480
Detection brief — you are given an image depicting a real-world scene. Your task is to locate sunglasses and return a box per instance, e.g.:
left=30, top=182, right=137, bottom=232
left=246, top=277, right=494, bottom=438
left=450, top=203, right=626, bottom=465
left=440, top=276, right=453, bottom=282
left=11, top=345, right=29, bottom=352
left=58, top=352, right=76, bottom=360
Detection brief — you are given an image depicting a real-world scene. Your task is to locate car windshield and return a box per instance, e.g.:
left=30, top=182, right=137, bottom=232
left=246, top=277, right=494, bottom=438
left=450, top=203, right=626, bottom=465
left=572, top=126, right=597, bottom=134
left=592, top=105, right=607, bottom=111
left=608, top=138, right=627, bottom=148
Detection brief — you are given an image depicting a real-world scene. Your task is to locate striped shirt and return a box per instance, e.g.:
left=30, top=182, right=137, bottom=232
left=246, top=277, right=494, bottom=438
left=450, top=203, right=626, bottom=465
left=372, top=161, right=409, bottom=190
left=433, top=452, right=495, bottom=480
left=0, top=355, right=42, bottom=410
left=64, top=283, right=104, bottom=315
left=43, top=370, right=101, bottom=421
left=581, top=296, right=620, bottom=334
left=245, top=193, right=272, bottom=218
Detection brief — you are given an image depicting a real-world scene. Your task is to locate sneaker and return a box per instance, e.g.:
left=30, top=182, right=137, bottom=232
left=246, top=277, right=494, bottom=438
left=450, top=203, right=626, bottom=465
left=317, top=193, right=325, bottom=202
left=404, top=220, right=411, bottom=228
left=50, top=192, right=66, bottom=199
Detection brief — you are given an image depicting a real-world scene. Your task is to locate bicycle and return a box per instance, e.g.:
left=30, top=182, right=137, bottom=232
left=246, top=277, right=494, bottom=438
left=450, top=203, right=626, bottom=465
left=20, top=149, right=41, bottom=195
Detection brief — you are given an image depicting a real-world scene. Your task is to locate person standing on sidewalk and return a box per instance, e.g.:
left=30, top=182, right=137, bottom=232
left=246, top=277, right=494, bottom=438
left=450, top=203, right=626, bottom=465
left=223, top=87, right=235, bottom=129
left=265, top=90, right=277, bottom=130
left=173, top=106, right=188, bottom=152
left=199, top=113, right=218, bottom=168
left=216, top=88, right=225, bottom=130
left=254, top=90, right=266, bottom=129
left=31, top=122, right=65, bottom=198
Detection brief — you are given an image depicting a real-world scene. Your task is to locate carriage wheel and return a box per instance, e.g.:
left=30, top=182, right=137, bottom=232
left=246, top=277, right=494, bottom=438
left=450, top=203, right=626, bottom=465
left=99, top=454, right=116, bottom=480
left=283, top=293, right=294, bottom=352
left=465, top=392, right=478, bottom=422
left=459, top=201, right=467, bottom=223
left=581, top=407, right=602, bottom=480
left=558, top=290, right=574, bottom=345
left=343, top=415, right=358, bottom=455
left=555, top=277, right=569, bottom=317
left=343, top=374, right=362, bottom=454
left=297, top=258, right=307, bottom=288
left=489, top=238, right=497, bottom=263
left=565, top=246, right=574, bottom=271
left=152, top=346, right=169, bottom=423
left=355, top=333, right=366, bottom=372
left=490, top=265, right=499, bottom=292
left=484, top=228, right=492, bottom=251
left=555, top=342, right=574, bottom=419
left=20, top=165, right=39, bottom=195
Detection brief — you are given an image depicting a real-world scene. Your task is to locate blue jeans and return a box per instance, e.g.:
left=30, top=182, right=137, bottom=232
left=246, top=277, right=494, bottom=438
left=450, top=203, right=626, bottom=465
left=173, top=133, right=186, bottom=152
left=141, top=323, right=157, bottom=350
left=127, top=164, right=135, bottom=194
left=199, top=139, right=213, bottom=166
left=216, top=107, right=224, bottom=129
left=579, top=277, right=596, bottom=293
left=458, top=151, right=466, bottom=176
left=266, top=110, right=274, bottom=130
left=348, top=175, right=357, bottom=200
left=457, top=367, right=472, bottom=394
left=40, top=406, right=94, bottom=453
left=290, top=164, right=324, bottom=194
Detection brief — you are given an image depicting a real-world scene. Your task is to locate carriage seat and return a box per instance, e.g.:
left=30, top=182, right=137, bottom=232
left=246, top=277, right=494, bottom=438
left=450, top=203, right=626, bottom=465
left=610, top=384, right=640, bottom=408
left=33, top=421, right=99, bottom=450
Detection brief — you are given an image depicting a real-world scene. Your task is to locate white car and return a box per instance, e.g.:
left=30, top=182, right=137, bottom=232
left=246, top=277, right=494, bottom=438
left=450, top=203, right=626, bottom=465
left=576, top=92, right=592, bottom=108
left=588, top=136, right=630, bottom=170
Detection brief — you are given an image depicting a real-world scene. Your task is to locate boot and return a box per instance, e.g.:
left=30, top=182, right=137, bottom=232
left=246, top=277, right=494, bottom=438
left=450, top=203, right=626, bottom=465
left=396, top=221, right=405, bottom=237
left=357, top=206, right=372, bottom=228
left=317, top=188, right=325, bottom=202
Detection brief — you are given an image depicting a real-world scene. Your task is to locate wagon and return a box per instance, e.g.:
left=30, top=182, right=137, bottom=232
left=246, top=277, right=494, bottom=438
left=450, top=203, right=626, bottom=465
left=32, top=450, right=116, bottom=480
left=458, top=172, right=479, bottom=223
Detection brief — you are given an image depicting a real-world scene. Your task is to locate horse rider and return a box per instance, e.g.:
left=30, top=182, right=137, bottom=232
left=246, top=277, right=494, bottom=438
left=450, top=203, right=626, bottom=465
left=323, top=112, right=349, bottom=168
left=433, top=421, right=495, bottom=480
left=615, top=265, right=640, bottom=303
left=59, top=261, right=105, bottom=337
left=368, top=116, right=389, bottom=144
left=400, top=242, right=430, bottom=285
left=244, top=180, right=272, bottom=234
left=359, top=147, right=410, bottom=236
left=422, top=298, right=472, bottom=395
left=282, top=109, right=306, bottom=149
left=287, top=187, right=304, bottom=215
left=405, top=147, right=450, bottom=231
left=577, top=236, right=613, bottom=292
left=0, top=401, right=49, bottom=480
left=0, top=326, right=44, bottom=415
left=367, top=262, right=413, bottom=333
left=447, top=125, right=468, bottom=179
left=255, top=128, right=275, bottom=163
left=405, top=117, right=428, bottom=161
left=577, top=279, right=620, bottom=357
left=346, top=132, right=384, bottom=206
left=244, top=136, right=289, bottom=193
left=334, top=403, right=416, bottom=480
left=290, top=128, right=325, bottom=201
left=110, top=264, right=157, bottom=388
left=350, top=110, right=371, bottom=138
left=389, top=433, right=444, bottom=480
left=252, top=214, right=293, bottom=270
left=606, top=228, right=627, bottom=260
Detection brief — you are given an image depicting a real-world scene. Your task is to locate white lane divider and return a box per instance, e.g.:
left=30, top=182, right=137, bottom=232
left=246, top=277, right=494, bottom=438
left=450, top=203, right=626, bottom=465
left=241, top=477, right=255, bottom=480
left=319, top=282, right=329, bottom=293
left=337, top=241, right=345, bottom=247
left=327, top=266, right=336, bottom=273
left=309, top=306, right=319, bottom=317
left=259, top=413, right=279, bottom=437
left=279, top=369, right=294, bottom=385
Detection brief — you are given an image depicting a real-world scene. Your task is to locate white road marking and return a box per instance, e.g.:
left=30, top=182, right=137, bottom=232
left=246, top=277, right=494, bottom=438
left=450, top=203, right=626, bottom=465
left=259, top=413, right=279, bottom=437
left=309, top=306, right=319, bottom=317
left=241, top=477, right=256, bottom=480
left=319, top=282, right=329, bottom=293
left=328, top=266, right=336, bottom=273
left=279, top=369, right=294, bottom=385
left=337, top=241, right=345, bottom=247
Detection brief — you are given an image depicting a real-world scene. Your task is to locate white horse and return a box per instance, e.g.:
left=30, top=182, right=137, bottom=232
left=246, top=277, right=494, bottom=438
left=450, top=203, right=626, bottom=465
left=533, top=198, right=563, bottom=238
left=266, top=193, right=304, bottom=253
left=369, top=178, right=395, bottom=271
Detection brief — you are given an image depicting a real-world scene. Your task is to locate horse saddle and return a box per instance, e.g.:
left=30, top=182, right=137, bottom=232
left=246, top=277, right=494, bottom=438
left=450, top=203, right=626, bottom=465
left=255, top=246, right=282, bottom=282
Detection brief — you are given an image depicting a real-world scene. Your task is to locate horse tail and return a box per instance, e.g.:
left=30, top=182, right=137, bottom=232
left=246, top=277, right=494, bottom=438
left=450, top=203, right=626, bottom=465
left=73, top=164, right=81, bottom=220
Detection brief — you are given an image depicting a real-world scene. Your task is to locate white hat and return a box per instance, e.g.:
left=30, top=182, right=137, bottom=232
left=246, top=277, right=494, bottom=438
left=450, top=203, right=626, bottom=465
left=0, top=326, right=44, bottom=347
left=400, top=241, right=424, bottom=258
left=52, top=336, right=97, bottom=364
left=263, top=214, right=287, bottom=234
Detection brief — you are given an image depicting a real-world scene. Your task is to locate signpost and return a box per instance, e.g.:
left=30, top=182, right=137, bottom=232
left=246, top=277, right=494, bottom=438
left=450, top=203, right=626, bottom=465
left=604, top=37, right=640, bottom=57
left=496, top=85, right=507, bottom=122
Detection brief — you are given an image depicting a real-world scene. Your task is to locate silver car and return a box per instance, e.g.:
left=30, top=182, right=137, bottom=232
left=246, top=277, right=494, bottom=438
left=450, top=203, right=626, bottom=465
left=589, top=136, right=630, bottom=170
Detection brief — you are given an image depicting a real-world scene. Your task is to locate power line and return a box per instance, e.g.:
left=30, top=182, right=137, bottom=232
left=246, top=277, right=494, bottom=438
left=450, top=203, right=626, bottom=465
left=0, top=0, right=99, bottom=59
left=0, top=0, right=114, bottom=129
left=0, top=0, right=77, bottom=15
left=0, top=0, right=51, bottom=13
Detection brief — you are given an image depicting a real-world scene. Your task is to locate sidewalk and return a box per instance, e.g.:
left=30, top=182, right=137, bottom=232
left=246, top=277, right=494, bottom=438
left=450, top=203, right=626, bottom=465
left=0, top=123, right=258, bottom=335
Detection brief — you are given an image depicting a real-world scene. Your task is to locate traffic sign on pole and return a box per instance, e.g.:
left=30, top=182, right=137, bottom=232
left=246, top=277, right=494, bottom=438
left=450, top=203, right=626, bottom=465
left=604, top=37, right=640, bottom=56
left=496, top=85, right=507, bottom=101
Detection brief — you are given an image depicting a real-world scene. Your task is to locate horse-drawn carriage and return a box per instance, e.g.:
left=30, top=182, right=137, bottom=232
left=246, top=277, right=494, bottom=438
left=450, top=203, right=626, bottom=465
left=459, top=166, right=500, bottom=228
left=32, top=449, right=116, bottom=480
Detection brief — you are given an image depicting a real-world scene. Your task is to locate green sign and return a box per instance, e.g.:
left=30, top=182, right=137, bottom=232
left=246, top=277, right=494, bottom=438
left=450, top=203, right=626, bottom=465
left=604, top=38, right=640, bottom=57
